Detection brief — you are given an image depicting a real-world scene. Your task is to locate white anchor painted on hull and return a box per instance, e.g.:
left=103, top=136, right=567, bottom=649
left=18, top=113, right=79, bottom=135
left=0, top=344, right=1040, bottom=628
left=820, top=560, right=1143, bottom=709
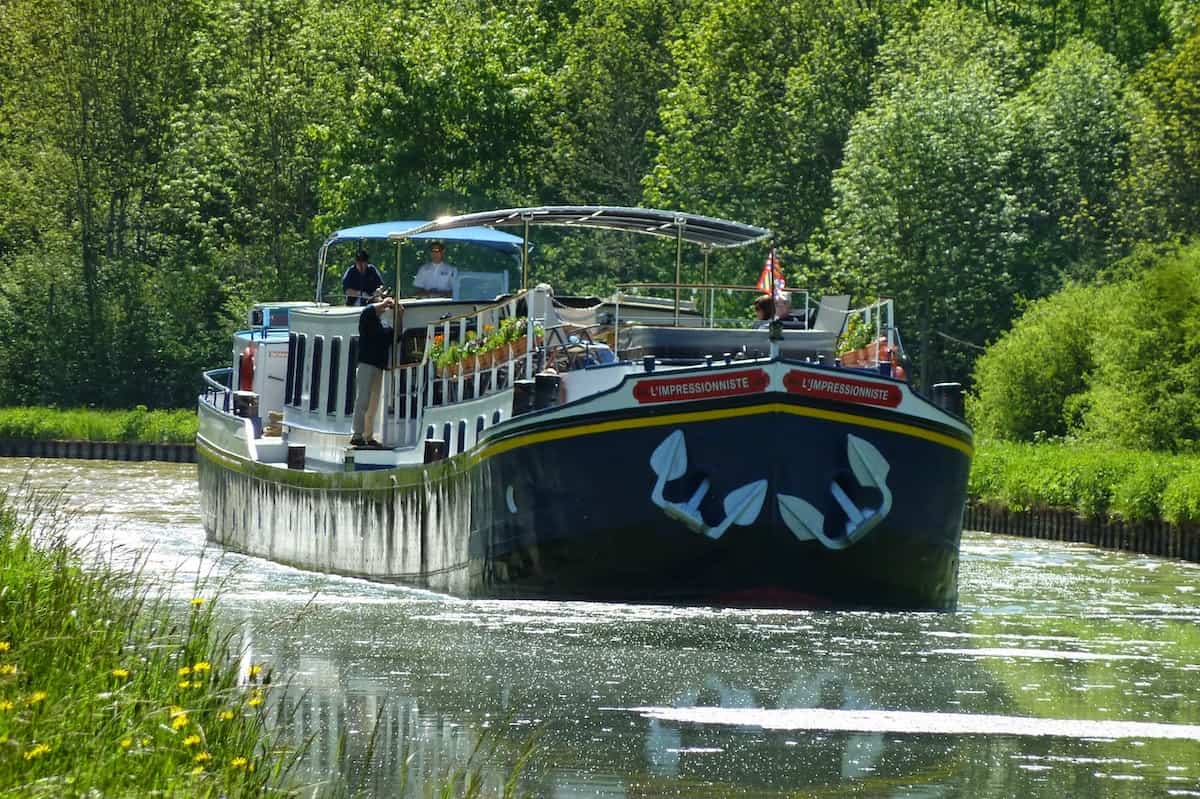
left=778, top=434, right=892, bottom=549
left=649, top=430, right=768, bottom=540
left=649, top=430, right=893, bottom=549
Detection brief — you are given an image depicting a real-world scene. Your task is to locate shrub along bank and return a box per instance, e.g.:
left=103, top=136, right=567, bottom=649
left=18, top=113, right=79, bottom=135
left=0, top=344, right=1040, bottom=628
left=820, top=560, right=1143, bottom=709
left=969, top=439, right=1200, bottom=525
left=0, top=491, right=294, bottom=796
left=0, top=406, right=197, bottom=445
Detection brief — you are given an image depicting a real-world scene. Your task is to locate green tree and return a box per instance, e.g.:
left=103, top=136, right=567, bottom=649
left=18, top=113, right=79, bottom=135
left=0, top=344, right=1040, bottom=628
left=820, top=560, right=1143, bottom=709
left=646, top=0, right=895, bottom=278
left=1006, top=38, right=1131, bottom=287
left=317, top=0, right=549, bottom=231
left=823, top=4, right=1028, bottom=391
left=1120, top=28, right=1200, bottom=245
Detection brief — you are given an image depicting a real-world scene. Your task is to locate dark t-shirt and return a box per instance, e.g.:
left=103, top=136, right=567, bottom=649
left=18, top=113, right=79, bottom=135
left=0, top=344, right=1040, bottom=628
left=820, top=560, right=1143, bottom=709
left=342, top=264, right=383, bottom=305
left=357, top=305, right=393, bottom=369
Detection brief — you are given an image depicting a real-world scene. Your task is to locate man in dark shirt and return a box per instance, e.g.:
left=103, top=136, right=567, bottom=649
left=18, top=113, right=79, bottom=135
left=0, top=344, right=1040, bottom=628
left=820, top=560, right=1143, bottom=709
left=351, top=296, right=396, bottom=447
left=342, top=249, right=384, bottom=306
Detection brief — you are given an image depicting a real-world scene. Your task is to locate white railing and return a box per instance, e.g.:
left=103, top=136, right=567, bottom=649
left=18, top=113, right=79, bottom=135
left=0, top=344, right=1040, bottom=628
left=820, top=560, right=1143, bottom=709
left=385, top=288, right=552, bottom=447
left=838, top=298, right=904, bottom=373
left=613, top=282, right=812, bottom=329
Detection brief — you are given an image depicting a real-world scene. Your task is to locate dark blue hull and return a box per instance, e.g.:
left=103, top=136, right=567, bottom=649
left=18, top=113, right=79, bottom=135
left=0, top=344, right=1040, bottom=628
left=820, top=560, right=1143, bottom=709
left=470, top=392, right=971, bottom=610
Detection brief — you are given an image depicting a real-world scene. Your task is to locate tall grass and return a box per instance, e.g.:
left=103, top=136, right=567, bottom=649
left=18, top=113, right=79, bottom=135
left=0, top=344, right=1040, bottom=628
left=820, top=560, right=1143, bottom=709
left=0, top=406, right=197, bottom=444
left=0, top=487, right=297, bottom=796
left=970, top=439, right=1200, bottom=524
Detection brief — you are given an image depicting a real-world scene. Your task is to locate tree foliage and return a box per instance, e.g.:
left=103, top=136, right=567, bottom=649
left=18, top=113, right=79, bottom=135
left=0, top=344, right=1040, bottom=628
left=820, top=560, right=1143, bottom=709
left=970, top=243, right=1200, bottom=453
left=0, top=0, right=1193, bottom=414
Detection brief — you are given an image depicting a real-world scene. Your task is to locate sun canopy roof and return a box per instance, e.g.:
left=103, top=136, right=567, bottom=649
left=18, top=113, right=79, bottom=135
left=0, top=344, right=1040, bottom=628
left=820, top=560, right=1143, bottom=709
left=393, top=206, right=771, bottom=249
left=325, top=220, right=525, bottom=256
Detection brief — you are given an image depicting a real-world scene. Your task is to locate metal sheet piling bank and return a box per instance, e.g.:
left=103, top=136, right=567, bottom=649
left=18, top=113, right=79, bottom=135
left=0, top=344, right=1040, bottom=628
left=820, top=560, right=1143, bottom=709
left=196, top=205, right=975, bottom=609
left=0, top=438, right=196, bottom=463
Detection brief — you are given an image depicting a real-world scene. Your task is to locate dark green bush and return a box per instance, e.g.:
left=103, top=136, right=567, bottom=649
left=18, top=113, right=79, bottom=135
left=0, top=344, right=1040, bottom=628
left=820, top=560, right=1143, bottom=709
left=967, top=283, right=1116, bottom=441
left=969, top=241, right=1200, bottom=453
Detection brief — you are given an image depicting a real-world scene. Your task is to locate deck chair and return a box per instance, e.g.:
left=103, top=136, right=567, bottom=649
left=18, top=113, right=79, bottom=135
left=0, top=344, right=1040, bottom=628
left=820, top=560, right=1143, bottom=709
left=811, top=295, right=850, bottom=335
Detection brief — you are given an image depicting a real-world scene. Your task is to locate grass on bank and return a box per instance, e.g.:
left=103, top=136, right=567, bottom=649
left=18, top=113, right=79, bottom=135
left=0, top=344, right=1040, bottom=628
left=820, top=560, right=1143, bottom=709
left=969, top=439, right=1200, bottom=524
left=0, top=488, right=294, bottom=797
left=0, top=406, right=197, bottom=444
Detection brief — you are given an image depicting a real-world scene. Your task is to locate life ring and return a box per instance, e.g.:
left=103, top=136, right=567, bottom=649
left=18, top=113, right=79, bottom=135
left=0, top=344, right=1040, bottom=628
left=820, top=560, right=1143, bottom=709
left=239, top=343, right=256, bottom=390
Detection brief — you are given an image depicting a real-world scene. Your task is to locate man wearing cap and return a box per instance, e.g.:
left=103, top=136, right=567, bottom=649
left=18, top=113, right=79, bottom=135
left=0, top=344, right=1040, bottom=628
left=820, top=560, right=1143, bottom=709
left=342, top=249, right=384, bottom=306
left=412, top=241, right=457, bottom=298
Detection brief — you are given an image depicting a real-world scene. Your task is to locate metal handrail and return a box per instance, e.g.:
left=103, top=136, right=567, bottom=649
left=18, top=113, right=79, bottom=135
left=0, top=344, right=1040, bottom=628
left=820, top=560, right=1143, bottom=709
left=202, top=368, right=233, bottom=412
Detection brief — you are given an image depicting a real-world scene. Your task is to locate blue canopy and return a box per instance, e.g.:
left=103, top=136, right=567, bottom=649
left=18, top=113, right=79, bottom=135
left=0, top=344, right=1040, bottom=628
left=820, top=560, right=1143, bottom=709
left=325, top=220, right=525, bottom=256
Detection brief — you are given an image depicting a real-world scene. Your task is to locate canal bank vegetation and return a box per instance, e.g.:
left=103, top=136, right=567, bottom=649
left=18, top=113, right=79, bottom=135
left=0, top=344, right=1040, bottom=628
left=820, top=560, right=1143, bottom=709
left=0, top=406, right=196, bottom=445
left=969, top=440, right=1200, bottom=523
left=967, top=243, right=1200, bottom=525
left=0, top=490, right=295, bottom=796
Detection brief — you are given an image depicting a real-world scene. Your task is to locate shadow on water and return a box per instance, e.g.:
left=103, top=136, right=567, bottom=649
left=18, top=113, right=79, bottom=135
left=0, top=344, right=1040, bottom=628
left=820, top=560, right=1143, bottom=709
left=2, top=457, right=1200, bottom=797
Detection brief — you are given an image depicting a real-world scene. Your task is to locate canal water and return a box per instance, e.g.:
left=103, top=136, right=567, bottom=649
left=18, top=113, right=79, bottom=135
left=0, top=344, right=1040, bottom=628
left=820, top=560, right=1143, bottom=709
left=2, top=458, right=1199, bottom=798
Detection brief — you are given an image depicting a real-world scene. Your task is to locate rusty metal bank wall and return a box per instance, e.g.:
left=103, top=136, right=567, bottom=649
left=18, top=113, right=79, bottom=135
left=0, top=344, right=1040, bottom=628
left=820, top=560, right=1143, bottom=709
left=0, top=438, right=196, bottom=463
left=965, top=502, right=1200, bottom=563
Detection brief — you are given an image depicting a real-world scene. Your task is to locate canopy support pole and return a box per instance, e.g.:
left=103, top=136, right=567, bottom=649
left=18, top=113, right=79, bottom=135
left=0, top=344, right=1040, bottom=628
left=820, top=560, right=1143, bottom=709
left=702, top=247, right=711, bottom=326
left=315, top=244, right=329, bottom=303
left=521, top=213, right=531, bottom=292
left=674, top=216, right=684, bottom=326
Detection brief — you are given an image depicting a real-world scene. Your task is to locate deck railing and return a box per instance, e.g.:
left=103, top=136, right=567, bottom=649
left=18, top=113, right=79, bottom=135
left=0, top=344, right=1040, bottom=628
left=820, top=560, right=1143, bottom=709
left=384, top=287, right=552, bottom=446
left=614, top=282, right=812, bottom=329
left=202, top=368, right=233, bottom=413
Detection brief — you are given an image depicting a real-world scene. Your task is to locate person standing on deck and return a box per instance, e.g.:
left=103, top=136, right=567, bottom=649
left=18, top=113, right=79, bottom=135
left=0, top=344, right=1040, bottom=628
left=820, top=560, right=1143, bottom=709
left=351, top=296, right=396, bottom=448
left=343, top=249, right=384, bottom=306
left=412, top=241, right=457, bottom=297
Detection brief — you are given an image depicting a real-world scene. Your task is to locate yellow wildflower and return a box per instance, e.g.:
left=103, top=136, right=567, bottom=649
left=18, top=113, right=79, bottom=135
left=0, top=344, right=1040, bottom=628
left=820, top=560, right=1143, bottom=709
left=0, top=700, right=13, bottom=711
left=229, top=756, right=248, bottom=769
left=190, top=765, right=204, bottom=776
left=190, top=597, right=205, bottom=607
left=23, top=743, right=50, bottom=761
left=171, top=713, right=189, bottom=730
left=0, top=664, right=16, bottom=676
left=247, top=664, right=263, bottom=679
left=0, top=641, right=10, bottom=652
left=177, top=681, right=193, bottom=690
left=177, top=665, right=191, bottom=677
left=218, top=710, right=235, bottom=721
left=182, top=734, right=201, bottom=747
left=194, top=751, right=211, bottom=764
left=27, top=691, right=47, bottom=705
left=192, top=661, right=211, bottom=674
left=247, top=690, right=264, bottom=708
left=120, top=738, right=133, bottom=750
left=111, top=668, right=130, bottom=679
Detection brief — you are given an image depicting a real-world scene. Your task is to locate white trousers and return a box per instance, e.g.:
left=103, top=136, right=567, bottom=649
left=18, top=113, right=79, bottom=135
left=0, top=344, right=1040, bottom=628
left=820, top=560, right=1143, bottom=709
left=351, top=363, right=384, bottom=440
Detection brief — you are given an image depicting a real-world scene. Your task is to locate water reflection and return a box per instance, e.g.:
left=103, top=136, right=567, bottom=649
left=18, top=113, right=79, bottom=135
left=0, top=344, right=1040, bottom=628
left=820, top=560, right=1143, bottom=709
left=2, top=458, right=1200, bottom=797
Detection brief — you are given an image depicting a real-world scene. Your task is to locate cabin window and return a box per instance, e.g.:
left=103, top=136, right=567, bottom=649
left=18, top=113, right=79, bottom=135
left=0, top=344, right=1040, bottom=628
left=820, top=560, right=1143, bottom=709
left=476, top=415, right=486, bottom=439
left=309, top=336, right=324, bottom=411
left=442, top=423, right=452, bottom=454
left=457, top=420, right=466, bottom=453
left=492, top=410, right=502, bottom=425
left=284, top=333, right=298, bottom=406
left=327, top=337, right=342, bottom=415
left=425, top=425, right=435, bottom=442
left=292, top=335, right=307, bottom=407
left=344, top=336, right=359, bottom=416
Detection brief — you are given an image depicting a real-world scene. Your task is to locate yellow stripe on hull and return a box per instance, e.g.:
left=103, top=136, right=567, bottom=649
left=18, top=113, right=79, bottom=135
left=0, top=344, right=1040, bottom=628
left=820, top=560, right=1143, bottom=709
left=481, top=400, right=973, bottom=461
